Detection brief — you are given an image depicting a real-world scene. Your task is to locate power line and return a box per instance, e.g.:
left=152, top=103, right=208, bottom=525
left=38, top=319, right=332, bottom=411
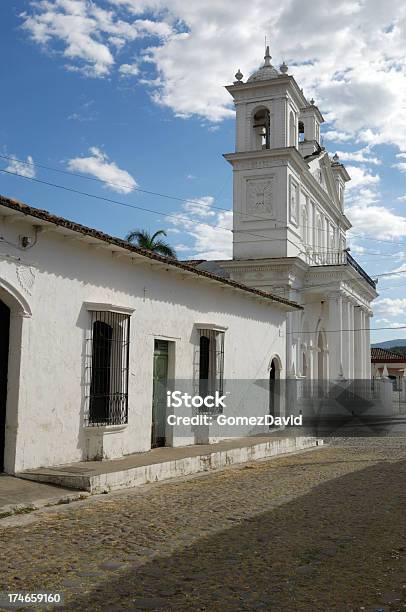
left=1, top=167, right=400, bottom=280
left=2, top=153, right=406, bottom=247
left=1, top=161, right=403, bottom=282
left=0, top=168, right=306, bottom=248
left=0, top=153, right=290, bottom=226
left=286, top=325, right=406, bottom=334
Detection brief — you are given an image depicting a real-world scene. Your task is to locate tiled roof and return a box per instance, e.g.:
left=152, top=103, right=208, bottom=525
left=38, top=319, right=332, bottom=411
left=371, top=347, right=406, bottom=362
left=0, top=194, right=302, bottom=310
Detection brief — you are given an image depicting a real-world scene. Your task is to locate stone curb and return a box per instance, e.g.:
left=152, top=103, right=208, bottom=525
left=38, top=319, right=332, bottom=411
left=0, top=491, right=90, bottom=520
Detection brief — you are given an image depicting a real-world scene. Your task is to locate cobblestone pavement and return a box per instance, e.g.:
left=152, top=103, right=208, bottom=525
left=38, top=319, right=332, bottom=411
left=0, top=438, right=405, bottom=611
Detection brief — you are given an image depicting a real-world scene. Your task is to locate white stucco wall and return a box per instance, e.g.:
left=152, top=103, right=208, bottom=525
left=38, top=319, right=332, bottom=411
left=0, top=215, right=288, bottom=473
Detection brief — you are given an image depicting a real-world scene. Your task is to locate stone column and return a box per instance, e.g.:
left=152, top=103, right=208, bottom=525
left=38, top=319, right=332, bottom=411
left=341, top=298, right=350, bottom=378
left=354, top=307, right=364, bottom=379
left=328, top=293, right=342, bottom=379
left=348, top=302, right=354, bottom=379
left=312, top=201, right=316, bottom=256
left=365, top=313, right=372, bottom=378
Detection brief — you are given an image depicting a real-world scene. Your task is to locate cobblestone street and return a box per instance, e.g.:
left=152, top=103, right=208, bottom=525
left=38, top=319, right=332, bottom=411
left=1, top=438, right=405, bottom=611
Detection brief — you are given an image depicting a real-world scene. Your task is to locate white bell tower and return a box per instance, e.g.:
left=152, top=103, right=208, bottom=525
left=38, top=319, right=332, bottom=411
left=224, top=47, right=325, bottom=260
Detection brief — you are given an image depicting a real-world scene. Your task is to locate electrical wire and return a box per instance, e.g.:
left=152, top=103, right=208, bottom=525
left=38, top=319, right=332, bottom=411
left=2, top=153, right=405, bottom=247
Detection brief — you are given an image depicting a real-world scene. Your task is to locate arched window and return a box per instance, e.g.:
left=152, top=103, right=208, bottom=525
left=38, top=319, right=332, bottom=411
left=199, top=335, right=210, bottom=383
left=253, top=108, right=271, bottom=150
left=302, top=206, right=309, bottom=246
left=87, top=310, right=131, bottom=426
left=302, top=352, right=308, bottom=378
left=299, top=120, right=305, bottom=142
left=89, top=320, right=113, bottom=424
left=289, top=111, right=296, bottom=147
left=317, top=217, right=323, bottom=251
left=198, top=330, right=225, bottom=400
left=330, top=227, right=336, bottom=250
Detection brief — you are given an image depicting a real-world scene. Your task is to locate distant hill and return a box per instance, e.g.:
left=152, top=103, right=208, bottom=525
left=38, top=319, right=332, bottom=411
left=372, top=339, right=406, bottom=349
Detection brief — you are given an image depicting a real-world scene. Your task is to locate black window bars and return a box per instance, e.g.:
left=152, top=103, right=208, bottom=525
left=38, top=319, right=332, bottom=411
left=85, top=310, right=130, bottom=426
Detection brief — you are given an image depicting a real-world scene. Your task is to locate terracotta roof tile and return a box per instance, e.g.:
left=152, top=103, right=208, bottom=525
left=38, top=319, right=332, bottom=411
left=371, top=347, right=406, bottom=362
left=0, top=194, right=301, bottom=310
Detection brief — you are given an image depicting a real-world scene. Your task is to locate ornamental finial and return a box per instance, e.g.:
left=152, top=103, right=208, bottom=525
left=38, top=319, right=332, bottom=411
left=234, top=69, right=243, bottom=84
left=280, top=61, right=288, bottom=74
left=264, top=45, right=272, bottom=66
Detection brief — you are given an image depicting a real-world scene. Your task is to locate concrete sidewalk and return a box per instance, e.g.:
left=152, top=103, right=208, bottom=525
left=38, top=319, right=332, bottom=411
left=17, top=434, right=322, bottom=494
left=0, top=474, right=89, bottom=519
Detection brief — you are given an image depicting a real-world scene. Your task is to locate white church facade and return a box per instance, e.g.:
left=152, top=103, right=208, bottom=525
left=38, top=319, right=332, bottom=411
left=197, top=47, right=378, bottom=382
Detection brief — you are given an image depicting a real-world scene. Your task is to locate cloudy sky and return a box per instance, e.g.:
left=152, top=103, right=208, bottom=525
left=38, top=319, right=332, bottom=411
left=1, top=0, right=406, bottom=343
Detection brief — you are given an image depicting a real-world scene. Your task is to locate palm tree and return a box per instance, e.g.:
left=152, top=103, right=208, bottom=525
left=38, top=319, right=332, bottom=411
left=125, top=229, right=177, bottom=259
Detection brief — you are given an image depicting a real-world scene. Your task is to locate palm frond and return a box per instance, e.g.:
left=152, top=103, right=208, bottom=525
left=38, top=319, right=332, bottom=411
left=125, top=228, right=177, bottom=258
left=153, top=240, right=178, bottom=259
left=151, top=229, right=167, bottom=242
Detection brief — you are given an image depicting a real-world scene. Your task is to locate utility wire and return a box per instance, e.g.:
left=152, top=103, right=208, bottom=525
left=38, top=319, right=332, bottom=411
left=0, top=153, right=291, bottom=226
left=2, top=153, right=405, bottom=247
left=0, top=168, right=291, bottom=244
left=1, top=168, right=400, bottom=280
left=1, top=163, right=403, bottom=279
left=286, top=325, right=406, bottom=334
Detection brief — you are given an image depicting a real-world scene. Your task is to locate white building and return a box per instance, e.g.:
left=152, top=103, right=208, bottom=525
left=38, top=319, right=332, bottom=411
left=0, top=195, right=298, bottom=473
left=197, top=47, right=378, bottom=382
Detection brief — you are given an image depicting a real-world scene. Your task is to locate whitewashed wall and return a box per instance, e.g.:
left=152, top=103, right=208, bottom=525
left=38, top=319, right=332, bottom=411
left=0, top=215, right=288, bottom=473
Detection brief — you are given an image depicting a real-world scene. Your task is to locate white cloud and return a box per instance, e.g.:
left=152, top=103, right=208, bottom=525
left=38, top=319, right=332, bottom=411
left=166, top=194, right=232, bottom=259
left=393, top=162, right=406, bottom=173
left=344, top=165, right=406, bottom=241
left=67, top=147, right=137, bottom=193
left=20, top=0, right=406, bottom=146
left=336, top=148, right=381, bottom=166
left=322, top=130, right=353, bottom=143
left=119, top=62, right=139, bottom=76
left=345, top=166, right=380, bottom=191
left=20, top=0, right=406, bottom=145
left=384, top=263, right=406, bottom=279
left=21, top=1, right=173, bottom=77
left=5, top=155, right=36, bottom=179
left=183, top=196, right=216, bottom=218
left=347, top=203, right=406, bottom=240
left=375, top=298, right=406, bottom=317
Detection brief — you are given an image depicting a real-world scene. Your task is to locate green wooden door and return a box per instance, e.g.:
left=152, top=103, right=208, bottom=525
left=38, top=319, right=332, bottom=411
left=152, top=340, right=169, bottom=447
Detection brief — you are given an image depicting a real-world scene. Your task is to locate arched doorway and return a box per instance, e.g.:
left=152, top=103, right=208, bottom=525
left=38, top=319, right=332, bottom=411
left=317, top=330, right=328, bottom=397
left=0, top=279, right=31, bottom=473
left=317, top=331, right=325, bottom=379
left=269, top=356, right=281, bottom=424
left=302, top=352, right=308, bottom=378
left=0, top=300, right=10, bottom=472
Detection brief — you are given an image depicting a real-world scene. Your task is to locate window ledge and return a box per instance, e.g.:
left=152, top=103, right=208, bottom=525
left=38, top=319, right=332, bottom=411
left=195, top=323, right=228, bottom=332
left=85, top=302, right=134, bottom=315
left=84, top=423, right=128, bottom=434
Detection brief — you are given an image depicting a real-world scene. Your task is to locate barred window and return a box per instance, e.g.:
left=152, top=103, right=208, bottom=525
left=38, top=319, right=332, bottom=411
left=85, top=309, right=130, bottom=426
left=196, top=328, right=225, bottom=399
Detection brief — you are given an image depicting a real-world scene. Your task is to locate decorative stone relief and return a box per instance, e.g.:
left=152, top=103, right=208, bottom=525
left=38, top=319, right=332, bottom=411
left=289, top=177, right=299, bottom=225
left=16, top=265, right=36, bottom=296
left=246, top=178, right=274, bottom=215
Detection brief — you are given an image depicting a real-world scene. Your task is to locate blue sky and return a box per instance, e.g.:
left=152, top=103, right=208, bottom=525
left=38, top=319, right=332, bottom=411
left=1, top=0, right=406, bottom=343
